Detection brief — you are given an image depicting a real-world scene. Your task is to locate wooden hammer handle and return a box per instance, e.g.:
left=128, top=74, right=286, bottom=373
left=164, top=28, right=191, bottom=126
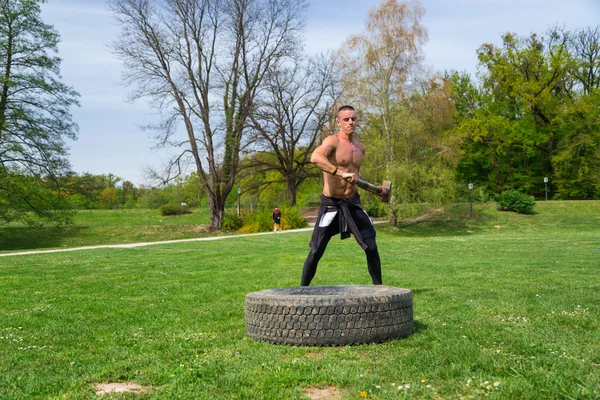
left=356, top=178, right=383, bottom=194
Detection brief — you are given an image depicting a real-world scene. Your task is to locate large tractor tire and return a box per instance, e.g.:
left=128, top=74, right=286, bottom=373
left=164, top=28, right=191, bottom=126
left=245, top=285, right=413, bottom=346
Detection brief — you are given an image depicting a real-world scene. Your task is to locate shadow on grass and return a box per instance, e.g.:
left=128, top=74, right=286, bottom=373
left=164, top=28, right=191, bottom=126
left=411, top=288, right=434, bottom=295
left=374, top=203, right=504, bottom=238
left=412, top=320, right=428, bottom=334
left=0, top=226, right=88, bottom=251
left=380, top=218, right=482, bottom=237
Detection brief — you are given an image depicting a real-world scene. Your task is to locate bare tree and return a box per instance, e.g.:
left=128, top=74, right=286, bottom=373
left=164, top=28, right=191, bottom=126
left=569, top=26, right=600, bottom=95
left=243, top=54, right=340, bottom=205
left=110, top=0, right=307, bottom=230
left=336, top=0, right=429, bottom=221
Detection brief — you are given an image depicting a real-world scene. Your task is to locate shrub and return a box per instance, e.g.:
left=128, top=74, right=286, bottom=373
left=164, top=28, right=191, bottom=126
left=280, top=205, right=307, bottom=230
left=474, top=187, right=493, bottom=203
left=496, top=190, right=535, bottom=214
left=159, top=202, right=191, bottom=216
left=365, top=201, right=387, bottom=218
left=222, top=211, right=243, bottom=231
left=238, top=205, right=307, bottom=233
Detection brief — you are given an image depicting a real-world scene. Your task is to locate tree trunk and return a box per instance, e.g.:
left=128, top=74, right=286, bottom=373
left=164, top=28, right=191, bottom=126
left=207, top=192, right=224, bottom=231
left=0, top=34, right=12, bottom=135
left=286, top=176, right=297, bottom=206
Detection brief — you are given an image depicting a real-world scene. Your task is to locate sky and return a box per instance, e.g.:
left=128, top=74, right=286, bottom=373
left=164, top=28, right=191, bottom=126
left=39, top=0, right=600, bottom=186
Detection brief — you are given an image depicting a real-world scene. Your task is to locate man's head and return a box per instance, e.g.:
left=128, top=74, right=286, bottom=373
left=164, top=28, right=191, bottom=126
left=336, top=105, right=357, bottom=135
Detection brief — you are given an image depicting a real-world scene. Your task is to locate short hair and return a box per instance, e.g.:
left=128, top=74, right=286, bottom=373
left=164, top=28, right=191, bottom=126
left=337, top=105, right=355, bottom=118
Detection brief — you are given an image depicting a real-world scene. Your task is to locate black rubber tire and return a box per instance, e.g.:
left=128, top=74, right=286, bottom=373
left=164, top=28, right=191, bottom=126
left=245, top=285, right=413, bottom=346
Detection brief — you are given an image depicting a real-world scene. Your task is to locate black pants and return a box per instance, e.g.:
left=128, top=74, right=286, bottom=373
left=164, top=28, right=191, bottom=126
left=300, top=202, right=382, bottom=286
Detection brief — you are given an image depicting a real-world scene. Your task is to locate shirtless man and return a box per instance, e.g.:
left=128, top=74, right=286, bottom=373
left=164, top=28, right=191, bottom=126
left=300, top=105, right=382, bottom=286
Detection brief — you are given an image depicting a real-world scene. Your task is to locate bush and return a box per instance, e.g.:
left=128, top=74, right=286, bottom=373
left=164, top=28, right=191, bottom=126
left=159, top=202, right=191, bottom=216
left=474, top=187, right=493, bottom=203
left=222, top=211, right=243, bottom=231
left=365, top=201, right=387, bottom=218
left=238, top=205, right=307, bottom=233
left=496, top=190, right=535, bottom=214
left=280, top=205, right=307, bottom=230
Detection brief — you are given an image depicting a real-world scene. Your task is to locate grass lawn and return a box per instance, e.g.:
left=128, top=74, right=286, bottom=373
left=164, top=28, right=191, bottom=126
left=0, top=201, right=599, bottom=399
left=0, top=208, right=213, bottom=252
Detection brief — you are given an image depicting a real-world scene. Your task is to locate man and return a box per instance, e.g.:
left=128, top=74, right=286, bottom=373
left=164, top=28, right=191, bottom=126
left=300, top=105, right=382, bottom=286
left=273, top=206, right=281, bottom=232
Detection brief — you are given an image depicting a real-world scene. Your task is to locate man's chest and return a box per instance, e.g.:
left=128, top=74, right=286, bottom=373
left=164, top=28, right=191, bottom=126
left=334, top=143, right=363, bottom=167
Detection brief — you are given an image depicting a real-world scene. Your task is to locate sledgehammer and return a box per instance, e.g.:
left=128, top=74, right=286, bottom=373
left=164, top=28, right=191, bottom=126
left=345, top=177, right=392, bottom=203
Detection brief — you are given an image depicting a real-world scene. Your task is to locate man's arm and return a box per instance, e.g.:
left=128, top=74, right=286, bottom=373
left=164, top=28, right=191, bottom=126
left=310, top=136, right=358, bottom=184
left=310, top=136, right=338, bottom=175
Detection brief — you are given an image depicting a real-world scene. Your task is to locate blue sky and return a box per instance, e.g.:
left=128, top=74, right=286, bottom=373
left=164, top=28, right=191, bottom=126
left=40, top=0, right=599, bottom=186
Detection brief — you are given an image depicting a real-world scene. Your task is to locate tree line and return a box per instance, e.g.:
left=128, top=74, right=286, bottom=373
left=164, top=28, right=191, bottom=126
left=1, top=0, right=598, bottom=228
left=450, top=27, right=600, bottom=200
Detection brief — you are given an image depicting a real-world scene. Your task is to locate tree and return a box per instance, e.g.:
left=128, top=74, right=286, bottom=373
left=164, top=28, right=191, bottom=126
left=97, top=187, right=119, bottom=209
left=60, top=172, right=123, bottom=208
left=552, top=26, right=600, bottom=198
left=120, top=180, right=138, bottom=207
left=567, top=26, right=600, bottom=95
left=245, top=54, right=340, bottom=205
left=0, top=0, right=79, bottom=224
left=451, top=28, right=600, bottom=199
left=338, top=0, right=427, bottom=156
left=337, top=0, right=457, bottom=221
left=110, top=0, right=307, bottom=230
left=361, top=76, right=457, bottom=215
left=180, top=172, right=205, bottom=207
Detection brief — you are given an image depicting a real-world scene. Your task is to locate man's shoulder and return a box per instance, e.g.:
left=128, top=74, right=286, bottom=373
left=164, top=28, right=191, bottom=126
left=323, top=133, right=341, bottom=144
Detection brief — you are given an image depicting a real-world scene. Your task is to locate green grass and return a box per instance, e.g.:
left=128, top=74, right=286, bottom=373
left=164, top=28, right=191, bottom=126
left=0, top=208, right=213, bottom=252
left=0, top=201, right=599, bottom=399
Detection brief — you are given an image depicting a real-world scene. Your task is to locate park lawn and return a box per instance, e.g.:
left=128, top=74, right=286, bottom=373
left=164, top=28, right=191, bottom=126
left=0, top=201, right=599, bottom=399
left=0, top=208, right=214, bottom=252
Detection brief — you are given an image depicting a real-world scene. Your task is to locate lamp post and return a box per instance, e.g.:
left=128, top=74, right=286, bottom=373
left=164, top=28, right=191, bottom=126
left=237, top=187, right=241, bottom=217
left=543, top=177, right=548, bottom=201
left=468, top=183, right=474, bottom=219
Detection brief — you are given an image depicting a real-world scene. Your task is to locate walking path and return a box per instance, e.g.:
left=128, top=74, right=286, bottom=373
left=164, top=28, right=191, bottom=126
left=0, top=221, right=387, bottom=258
left=0, top=227, right=315, bottom=257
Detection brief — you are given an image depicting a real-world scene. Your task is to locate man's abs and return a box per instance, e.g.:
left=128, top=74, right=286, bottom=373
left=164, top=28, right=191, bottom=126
left=322, top=173, right=359, bottom=198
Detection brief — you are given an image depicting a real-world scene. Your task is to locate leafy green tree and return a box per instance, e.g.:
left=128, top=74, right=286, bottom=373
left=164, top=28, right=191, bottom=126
left=551, top=26, right=600, bottom=198
left=97, top=187, right=119, bottom=210
left=137, top=186, right=164, bottom=209
left=181, top=173, right=205, bottom=207
left=120, top=180, right=138, bottom=208
left=0, top=0, right=79, bottom=224
left=452, top=32, right=569, bottom=194
left=60, top=172, right=123, bottom=208
left=361, top=77, right=458, bottom=220
left=0, top=168, right=73, bottom=225
left=552, top=87, right=600, bottom=198
left=451, top=27, right=600, bottom=199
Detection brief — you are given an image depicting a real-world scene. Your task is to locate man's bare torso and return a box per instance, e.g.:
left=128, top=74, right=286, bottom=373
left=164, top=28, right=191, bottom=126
left=322, top=134, right=364, bottom=198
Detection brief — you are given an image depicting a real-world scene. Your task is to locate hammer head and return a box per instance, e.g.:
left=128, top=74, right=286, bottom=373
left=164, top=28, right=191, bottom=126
left=381, top=180, right=392, bottom=203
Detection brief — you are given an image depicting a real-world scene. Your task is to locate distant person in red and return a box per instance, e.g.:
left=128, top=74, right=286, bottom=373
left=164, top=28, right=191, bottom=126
left=273, top=207, right=282, bottom=232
